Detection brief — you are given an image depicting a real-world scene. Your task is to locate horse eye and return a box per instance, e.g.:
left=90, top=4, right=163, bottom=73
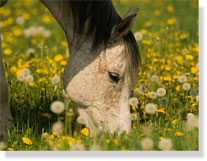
left=108, top=72, right=120, bottom=83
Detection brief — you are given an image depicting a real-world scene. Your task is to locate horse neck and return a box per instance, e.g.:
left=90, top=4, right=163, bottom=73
left=40, top=0, right=93, bottom=56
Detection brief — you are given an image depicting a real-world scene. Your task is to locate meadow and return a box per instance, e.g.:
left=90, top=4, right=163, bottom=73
left=0, top=0, right=198, bottom=151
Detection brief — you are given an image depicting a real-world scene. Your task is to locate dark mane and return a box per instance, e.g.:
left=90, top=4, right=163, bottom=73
left=62, top=0, right=141, bottom=85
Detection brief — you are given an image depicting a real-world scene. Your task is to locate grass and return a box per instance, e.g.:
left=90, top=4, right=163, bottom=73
left=0, top=0, right=198, bottom=151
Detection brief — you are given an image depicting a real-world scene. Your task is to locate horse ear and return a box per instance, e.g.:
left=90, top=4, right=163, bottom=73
left=110, top=8, right=138, bottom=42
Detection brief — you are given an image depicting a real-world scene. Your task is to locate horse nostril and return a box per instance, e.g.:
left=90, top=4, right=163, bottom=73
left=108, top=72, right=120, bottom=83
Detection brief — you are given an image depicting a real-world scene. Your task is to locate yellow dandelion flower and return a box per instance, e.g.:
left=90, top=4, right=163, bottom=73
left=159, top=137, right=164, bottom=140
left=185, top=55, right=194, bottom=60
left=60, top=60, right=67, bottom=66
left=142, top=40, right=152, bottom=45
left=154, top=10, right=161, bottom=16
left=140, top=29, right=148, bottom=35
left=172, top=119, right=178, bottom=124
left=157, top=108, right=165, bottom=113
left=175, top=56, right=183, bottom=64
left=180, top=34, right=187, bottom=40
left=3, top=48, right=12, bottom=55
left=22, top=137, right=32, bottom=145
left=54, top=54, right=63, bottom=62
left=191, top=67, right=198, bottom=74
left=61, top=41, right=68, bottom=48
left=176, top=85, right=181, bottom=91
left=167, top=5, right=174, bottom=13
left=106, top=139, right=110, bottom=143
left=174, top=131, right=183, bottom=136
left=113, top=139, right=119, bottom=145
left=42, top=15, right=52, bottom=24
left=144, top=21, right=152, bottom=27
left=163, top=75, right=172, bottom=81
left=8, top=148, right=14, bottom=151
left=50, top=135, right=55, bottom=140
left=167, top=18, right=176, bottom=25
left=13, top=27, right=22, bottom=36
left=81, top=128, right=89, bottom=136
left=22, top=12, right=30, bottom=20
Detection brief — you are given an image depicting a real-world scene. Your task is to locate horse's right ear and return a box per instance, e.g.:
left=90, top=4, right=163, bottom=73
left=109, top=8, right=138, bottom=42
left=0, top=0, right=8, bottom=7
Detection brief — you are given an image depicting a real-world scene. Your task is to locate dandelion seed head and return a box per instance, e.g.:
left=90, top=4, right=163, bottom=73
left=178, top=74, right=187, bottom=83
left=186, top=113, right=198, bottom=130
left=16, top=16, right=25, bottom=26
left=134, top=32, right=143, bottom=41
left=77, top=115, right=86, bottom=125
left=52, top=121, right=64, bottom=136
left=156, top=88, right=166, bottom=97
left=151, top=75, right=159, bottom=82
left=17, top=73, right=25, bottom=81
left=158, top=138, right=173, bottom=150
left=90, top=144, right=102, bottom=151
left=42, top=132, right=49, bottom=140
left=129, top=97, right=138, bottom=106
left=182, top=83, right=191, bottom=91
left=25, top=75, right=34, bottom=83
left=0, top=141, right=6, bottom=150
left=26, top=48, right=36, bottom=56
left=138, top=85, right=148, bottom=94
left=141, top=138, right=154, bottom=150
left=50, top=101, right=65, bottom=114
left=22, top=68, right=31, bottom=76
left=145, top=103, right=157, bottom=114
left=51, top=75, right=60, bottom=85
left=131, top=113, right=137, bottom=121
left=70, top=143, right=85, bottom=151
left=148, top=92, right=157, bottom=99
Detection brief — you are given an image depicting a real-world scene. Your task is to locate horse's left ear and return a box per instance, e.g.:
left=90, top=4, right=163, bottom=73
left=110, top=8, right=138, bottom=42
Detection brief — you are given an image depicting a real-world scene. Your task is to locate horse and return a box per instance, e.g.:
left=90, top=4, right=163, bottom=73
left=0, top=0, right=141, bottom=139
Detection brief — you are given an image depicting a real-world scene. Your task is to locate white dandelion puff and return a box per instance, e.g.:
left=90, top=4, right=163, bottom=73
left=156, top=88, right=166, bottom=97
left=51, top=75, right=60, bottom=85
left=43, top=30, right=51, bottom=38
left=42, top=132, right=49, bottom=140
left=90, top=144, right=102, bottom=151
left=196, top=95, right=199, bottom=102
left=134, top=32, right=143, bottom=41
left=52, top=121, right=64, bottom=136
left=145, top=103, right=157, bottom=114
left=16, top=16, right=25, bottom=26
left=21, top=68, right=31, bottom=76
left=50, top=101, right=65, bottom=114
left=182, top=83, right=191, bottom=91
left=148, top=92, right=157, bottom=99
left=158, top=138, right=173, bottom=151
left=131, top=113, right=137, bottom=121
left=151, top=75, right=159, bottom=82
left=0, top=141, right=6, bottom=150
left=141, top=138, right=154, bottom=150
left=70, top=143, right=85, bottom=151
left=129, top=97, right=138, bottom=106
left=17, top=73, right=25, bottom=82
left=77, top=115, right=86, bottom=125
left=26, top=48, right=36, bottom=56
left=178, top=74, right=187, bottom=83
left=25, top=75, right=34, bottom=83
left=186, top=113, right=198, bottom=130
